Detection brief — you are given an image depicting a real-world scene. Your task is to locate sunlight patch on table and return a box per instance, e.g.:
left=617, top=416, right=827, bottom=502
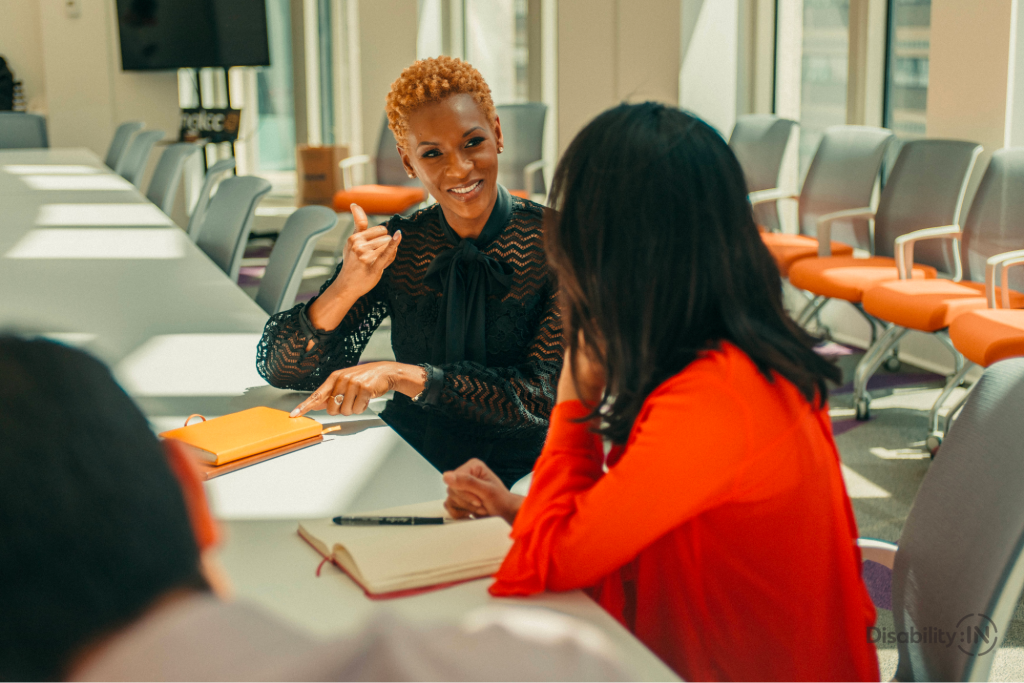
left=21, top=175, right=134, bottom=191
left=4, top=164, right=100, bottom=174
left=870, top=446, right=931, bottom=460
left=116, top=333, right=266, bottom=397
left=841, top=464, right=891, bottom=498
left=6, top=228, right=185, bottom=259
left=35, top=203, right=171, bottom=226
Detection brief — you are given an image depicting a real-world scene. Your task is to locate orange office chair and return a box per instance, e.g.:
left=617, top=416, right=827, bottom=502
left=787, top=139, right=982, bottom=388
left=729, top=114, right=798, bottom=232
left=333, top=115, right=426, bottom=230
left=753, top=125, right=892, bottom=278
left=854, top=148, right=1024, bottom=449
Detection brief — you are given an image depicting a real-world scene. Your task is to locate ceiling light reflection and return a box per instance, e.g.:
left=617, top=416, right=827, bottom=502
left=116, top=333, right=267, bottom=397
left=21, top=175, right=135, bottom=191
left=6, top=228, right=185, bottom=259
left=4, top=164, right=101, bottom=175
left=36, top=203, right=171, bottom=226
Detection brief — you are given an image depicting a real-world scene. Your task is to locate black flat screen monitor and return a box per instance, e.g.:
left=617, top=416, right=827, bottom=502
left=116, top=0, right=270, bottom=71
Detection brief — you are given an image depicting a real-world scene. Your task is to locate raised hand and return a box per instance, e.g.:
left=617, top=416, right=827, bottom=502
left=335, top=203, right=402, bottom=300
left=442, top=458, right=524, bottom=525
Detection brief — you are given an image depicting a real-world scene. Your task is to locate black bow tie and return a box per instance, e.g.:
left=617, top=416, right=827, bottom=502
left=424, top=185, right=514, bottom=365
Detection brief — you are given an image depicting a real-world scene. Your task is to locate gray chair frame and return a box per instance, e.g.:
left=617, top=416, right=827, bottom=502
left=729, top=114, right=798, bottom=231
left=0, top=112, right=48, bottom=149
left=195, top=176, right=272, bottom=281
left=340, top=113, right=423, bottom=190
left=495, top=102, right=548, bottom=196
left=812, top=139, right=982, bottom=421
left=105, top=121, right=144, bottom=169
left=186, top=158, right=236, bottom=242
left=255, top=206, right=338, bottom=315
left=857, top=357, right=1024, bottom=681
left=146, top=143, right=202, bottom=215
left=116, top=129, right=165, bottom=187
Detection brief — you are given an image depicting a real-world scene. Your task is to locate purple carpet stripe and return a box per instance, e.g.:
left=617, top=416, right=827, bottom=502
left=831, top=419, right=866, bottom=436
left=244, top=245, right=273, bottom=258
left=814, top=341, right=856, bottom=357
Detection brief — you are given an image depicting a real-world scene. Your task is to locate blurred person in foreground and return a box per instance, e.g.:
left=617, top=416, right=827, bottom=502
left=0, top=336, right=625, bottom=681
left=442, top=104, right=880, bottom=681
left=258, top=56, right=561, bottom=488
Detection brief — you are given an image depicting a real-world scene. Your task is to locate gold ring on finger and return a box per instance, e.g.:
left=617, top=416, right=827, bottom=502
left=333, top=394, right=345, bottom=405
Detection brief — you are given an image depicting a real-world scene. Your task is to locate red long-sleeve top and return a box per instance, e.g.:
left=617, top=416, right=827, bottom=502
left=490, top=343, right=879, bottom=681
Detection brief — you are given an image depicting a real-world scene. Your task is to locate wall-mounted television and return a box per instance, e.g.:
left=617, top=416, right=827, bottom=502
left=116, top=0, right=270, bottom=71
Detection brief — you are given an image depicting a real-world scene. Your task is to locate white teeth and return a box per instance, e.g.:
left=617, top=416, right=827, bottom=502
left=450, top=180, right=481, bottom=195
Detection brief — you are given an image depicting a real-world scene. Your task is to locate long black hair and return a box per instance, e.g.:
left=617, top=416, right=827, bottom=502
left=546, top=103, right=841, bottom=443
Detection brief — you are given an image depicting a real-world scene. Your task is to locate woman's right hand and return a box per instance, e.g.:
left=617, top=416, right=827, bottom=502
left=334, top=204, right=402, bottom=300
left=443, top=458, right=524, bottom=525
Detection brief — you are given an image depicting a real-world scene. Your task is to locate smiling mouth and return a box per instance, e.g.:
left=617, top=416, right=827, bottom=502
left=448, top=179, right=483, bottom=196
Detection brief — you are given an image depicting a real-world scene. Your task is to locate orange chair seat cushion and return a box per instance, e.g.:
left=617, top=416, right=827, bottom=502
left=862, top=280, right=1024, bottom=332
left=787, top=255, right=937, bottom=303
left=760, top=233, right=855, bottom=276
left=509, top=189, right=530, bottom=199
left=950, top=309, right=1024, bottom=367
left=333, top=184, right=426, bottom=215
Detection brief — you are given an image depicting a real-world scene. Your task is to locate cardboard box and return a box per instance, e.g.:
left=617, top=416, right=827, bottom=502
left=296, top=144, right=348, bottom=206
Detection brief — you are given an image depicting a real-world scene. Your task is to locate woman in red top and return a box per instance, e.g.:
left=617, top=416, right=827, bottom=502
left=442, top=103, right=879, bottom=681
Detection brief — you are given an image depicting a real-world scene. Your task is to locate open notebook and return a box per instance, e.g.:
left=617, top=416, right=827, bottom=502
left=298, top=501, right=513, bottom=599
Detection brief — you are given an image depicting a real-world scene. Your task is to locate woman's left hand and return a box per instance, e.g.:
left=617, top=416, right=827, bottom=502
left=290, top=362, right=425, bottom=417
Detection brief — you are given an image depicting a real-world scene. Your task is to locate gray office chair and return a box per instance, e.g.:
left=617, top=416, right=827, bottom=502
left=105, top=121, right=144, bottom=169
left=186, top=158, right=236, bottom=241
left=495, top=102, right=547, bottom=196
left=795, top=139, right=981, bottom=420
left=340, top=113, right=422, bottom=190
left=146, top=143, right=202, bottom=215
left=195, top=176, right=272, bottom=281
left=854, top=147, right=1024, bottom=449
left=857, top=357, right=1024, bottom=681
left=255, top=206, right=338, bottom=315
left=0, top=112, right=48, bottom=149
left=729, top=114, right=798, bottom=230
left=116, top=129, right=164, bottom=187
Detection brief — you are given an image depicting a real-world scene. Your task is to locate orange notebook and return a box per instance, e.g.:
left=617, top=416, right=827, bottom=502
left=159, top=407, right=324, bottom=466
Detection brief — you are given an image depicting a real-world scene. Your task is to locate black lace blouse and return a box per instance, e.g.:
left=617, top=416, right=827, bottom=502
left=256, top=191, right=562, bottom=487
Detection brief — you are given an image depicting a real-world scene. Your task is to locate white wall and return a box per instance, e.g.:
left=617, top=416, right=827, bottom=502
left=0, top=0, right=47, bottom=113
left=679, top=0, right=739, bottom=137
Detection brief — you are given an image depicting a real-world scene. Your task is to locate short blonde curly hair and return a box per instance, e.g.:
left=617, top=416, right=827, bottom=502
left=385, top=56, right=497, bottom=148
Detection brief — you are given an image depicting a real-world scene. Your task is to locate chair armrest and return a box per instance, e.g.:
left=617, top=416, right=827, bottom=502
left=893, top=225, right=962, bottom=280
left=748, top=188, right=798, bottom=207
left=985, top=250, right=1024, bottom=308
left=815, top=207, right=875, bottom=257
left=339, top=154, right=373, bottom=189
left=858, top=539, right=896, bottom=611
left=523, top=159, right=548, bottom=198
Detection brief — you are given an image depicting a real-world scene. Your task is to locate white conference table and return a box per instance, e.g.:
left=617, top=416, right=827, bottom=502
left=0, top=148, right=677, bottom=680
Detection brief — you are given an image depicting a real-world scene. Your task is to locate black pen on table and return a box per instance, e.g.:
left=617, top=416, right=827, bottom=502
left=332, top=515, right=447, bottom=526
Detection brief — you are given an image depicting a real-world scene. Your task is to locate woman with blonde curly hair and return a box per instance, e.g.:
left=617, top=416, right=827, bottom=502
left=257, top=56, right=561, bottom=486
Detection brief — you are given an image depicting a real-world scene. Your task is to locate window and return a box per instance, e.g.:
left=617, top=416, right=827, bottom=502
left=255, top=0, right=297, bottom=171
left=884, top=0, right=930, bottom=141
left=799, top=0, right=850, bottom=174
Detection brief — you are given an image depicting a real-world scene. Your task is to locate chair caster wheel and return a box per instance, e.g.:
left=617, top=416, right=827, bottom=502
left=926, top=432, right=943, bottom=457
left=855, top=398, right=871, bottom=421
left=883, top=356, right=902, bottom=372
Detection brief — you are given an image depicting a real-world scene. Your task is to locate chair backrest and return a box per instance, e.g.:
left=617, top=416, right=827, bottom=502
left=495, top=102, right=547, bottom=194
left=255, top=206, right=338, bottom=315
left=891, top=357, right=1024, bottom=682
left=376, top=113, right=419, bottom=188
left=195, top=176, right=272, bottom=281
left=0, top=112, right=48, bottom=149
left=186, top=158, right=236, bottom=242
left=105, top=121, right=144, bottom=168
left=875, top=139, right=982, bottom=271
left=146, top=143, right=202, bottom=215
left=797, top=125, right=893, bottom=249
left=116, top=129, right=165, bottom=187
left=961, top=147, right=1024, bottom=289
left=728, top=114, right=798, bottom=193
